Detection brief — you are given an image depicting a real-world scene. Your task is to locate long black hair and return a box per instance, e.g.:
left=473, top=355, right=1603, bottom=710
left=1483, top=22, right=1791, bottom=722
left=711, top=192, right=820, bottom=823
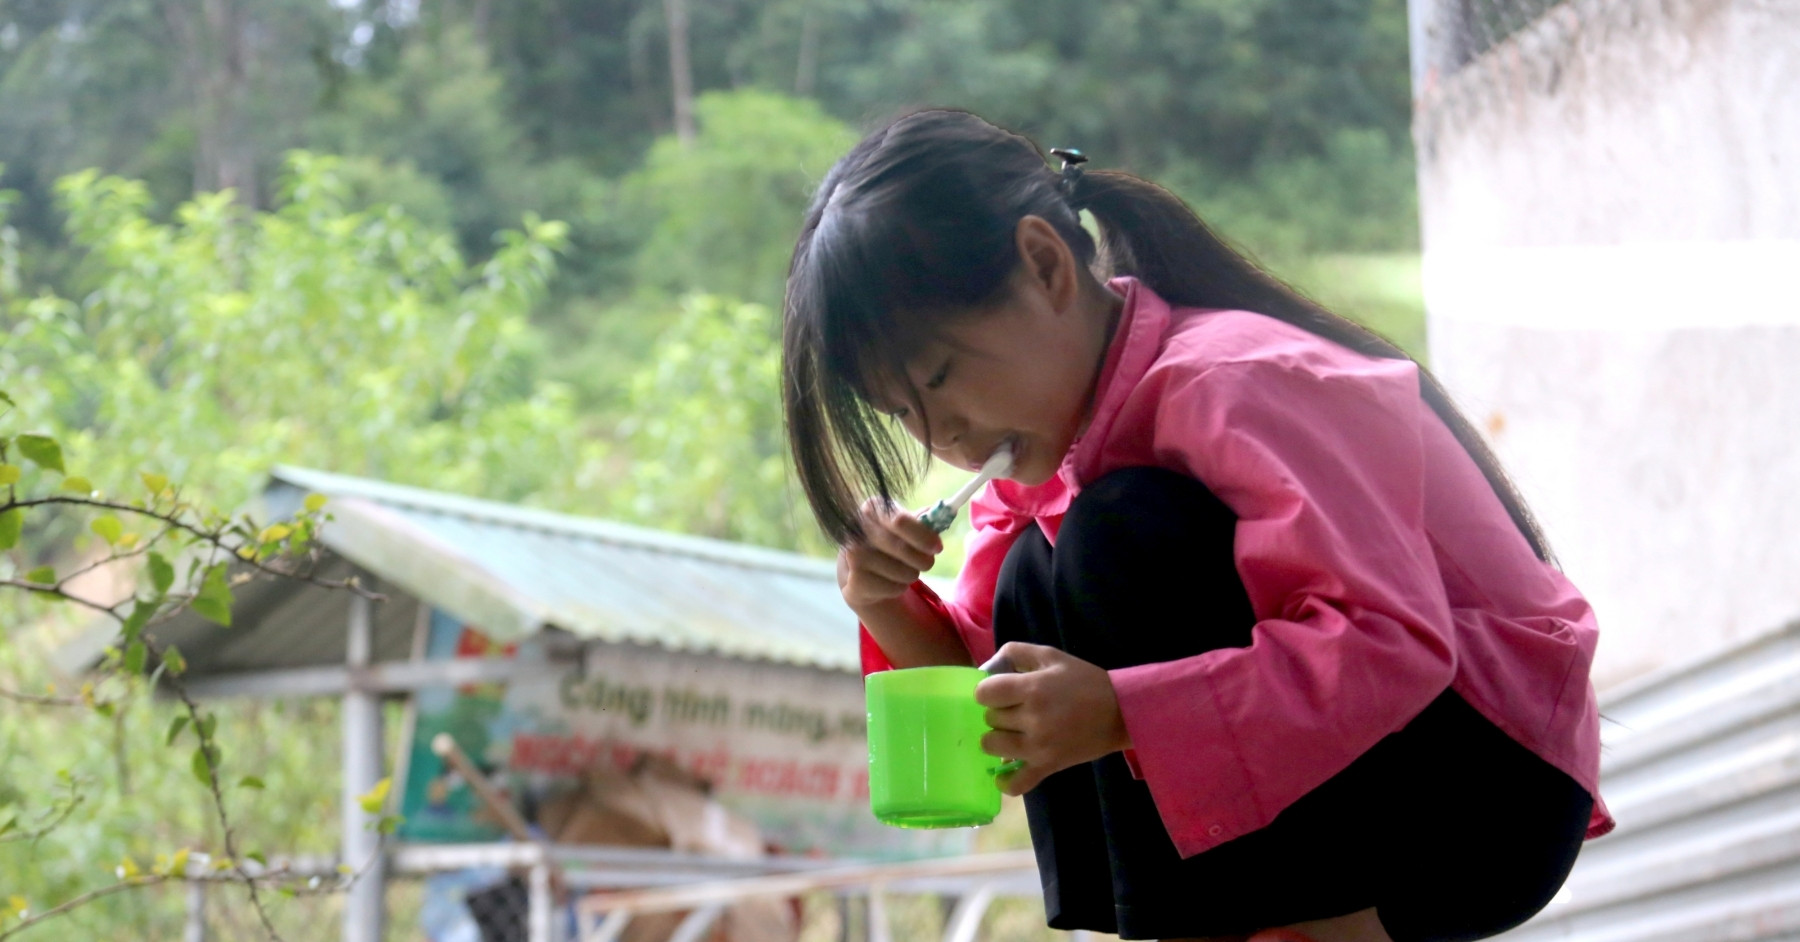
left=782, top=108, right=1553, bottom=564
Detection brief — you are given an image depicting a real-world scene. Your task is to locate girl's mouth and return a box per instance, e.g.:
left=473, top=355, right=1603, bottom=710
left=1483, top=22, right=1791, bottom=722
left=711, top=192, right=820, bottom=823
left=983, top=436, right=1020, bottom=476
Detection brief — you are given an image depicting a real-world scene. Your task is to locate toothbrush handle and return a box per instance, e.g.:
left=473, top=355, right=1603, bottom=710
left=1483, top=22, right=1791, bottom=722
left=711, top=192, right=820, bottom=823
left=918, top=501, right=957, bottom=534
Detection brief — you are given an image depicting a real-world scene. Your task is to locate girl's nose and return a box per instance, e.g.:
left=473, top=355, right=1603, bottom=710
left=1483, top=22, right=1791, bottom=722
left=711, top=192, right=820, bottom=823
left=928, top=417, right=964, bottom=450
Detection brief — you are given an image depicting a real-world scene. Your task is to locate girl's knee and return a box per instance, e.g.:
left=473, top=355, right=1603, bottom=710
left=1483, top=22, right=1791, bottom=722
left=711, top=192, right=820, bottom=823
left=1063, top=466, right=1237, bottom=550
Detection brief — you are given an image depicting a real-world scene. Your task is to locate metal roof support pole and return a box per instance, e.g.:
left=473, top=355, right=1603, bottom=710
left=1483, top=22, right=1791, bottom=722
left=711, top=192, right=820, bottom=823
left=528, top=860, right=555, bottom=942
left=941, top=882, right=997, bottom=942
left=183, top=878, right=208, bottom=942
left=342, top=573, right=386, bottom=942
left=668, top=903, right=727, bottom=942
left=867, top=882, right=891, bottom=942
left=584, top=908, right=634, bottom=942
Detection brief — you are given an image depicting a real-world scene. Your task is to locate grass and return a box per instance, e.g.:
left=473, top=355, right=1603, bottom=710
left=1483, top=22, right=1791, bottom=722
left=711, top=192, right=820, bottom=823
left=1275, top=252, right=1428, bottom=363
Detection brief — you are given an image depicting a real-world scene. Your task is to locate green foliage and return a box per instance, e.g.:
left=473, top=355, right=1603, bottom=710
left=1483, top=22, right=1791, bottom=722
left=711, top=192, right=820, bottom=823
left=1, top=151, right=593, bottom=513
left=1169, top=128, right=1421, bottom=262
left=1278, top=253, right=1428, bottom=361
left=606, top=293, right=825, bottom=554
left=0, top=399, right=366, bottom=937
left=624, top=90, right=856, bottom=308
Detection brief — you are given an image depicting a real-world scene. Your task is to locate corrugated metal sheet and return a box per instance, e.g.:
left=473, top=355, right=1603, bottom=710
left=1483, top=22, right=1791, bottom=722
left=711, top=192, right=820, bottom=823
left=55, top=467, right=862, bottom=678
left=264, top=465, right=859, bottom=672
left=1501, top=617, right=1800, bottom=941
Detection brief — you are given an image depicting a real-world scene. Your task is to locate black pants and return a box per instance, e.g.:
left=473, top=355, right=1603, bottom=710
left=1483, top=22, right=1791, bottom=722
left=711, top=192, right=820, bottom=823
left=993, top=467, right=1592, bottom=941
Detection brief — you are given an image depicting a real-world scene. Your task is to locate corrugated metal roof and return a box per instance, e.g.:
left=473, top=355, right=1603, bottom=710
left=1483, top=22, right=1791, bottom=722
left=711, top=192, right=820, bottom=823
left=1500, top=616, right=1800, bottom=941
left=55, top=467, right=864, bottom=678
left=262, top=466, right=858, bottom=672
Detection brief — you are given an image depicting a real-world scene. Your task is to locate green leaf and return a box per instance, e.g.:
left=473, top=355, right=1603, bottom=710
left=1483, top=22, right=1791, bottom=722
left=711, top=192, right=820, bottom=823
left=166, top=715, right=189, bottom=746
left=239, top=776, right=265, bottom=790
left=0, top=390, right=12, bottom=406
left=24, top=566, right=54, bottom=586
left=197, top=713, right=217, bottom=741
left=61, top=476, right=92, bottom=494
left=0, top=464, right=19, bottom=486
left=246, top=851, right=267, bottom=867
left=140, top=472, right=169, bottom=495
left=357, top=777, right=392, bottom=814
left=191, top=745, right=214, bottom=786
left=377, top=815, right=401, bottom=835
left=15, top=434, right=64, bottom=474
left=147, top=552, right=174, bottom=596
left=91, top=515, right=123, bottom=545
left=190, top=563, right=232, bottom=626
left=161, top=645, right=186, bottom=676
left=0, top=509, right=20, bottom=551
left=303, top=493, right=328, bottom=513
left=122, top=640, right=146, bottom=675
left=121, top=599, right=154, bottom=643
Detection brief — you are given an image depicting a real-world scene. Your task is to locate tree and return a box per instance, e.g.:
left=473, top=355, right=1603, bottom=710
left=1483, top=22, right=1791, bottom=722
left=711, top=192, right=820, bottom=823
left=605, top=293, right=824, bottom=554
left=1, top=152, right=592, bottom=515
left=622, top=89, right=855, bottom=309
left=0, top=155, right=578, bottom=937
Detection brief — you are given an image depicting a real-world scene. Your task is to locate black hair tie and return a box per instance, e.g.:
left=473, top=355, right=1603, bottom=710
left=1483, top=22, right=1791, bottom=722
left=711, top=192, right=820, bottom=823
left=1050, top=147, right=1088, bottom=207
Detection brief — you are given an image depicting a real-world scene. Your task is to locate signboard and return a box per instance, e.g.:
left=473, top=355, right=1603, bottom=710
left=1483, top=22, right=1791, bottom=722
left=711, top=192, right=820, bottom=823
left=398, top=609, right=971, bottom=858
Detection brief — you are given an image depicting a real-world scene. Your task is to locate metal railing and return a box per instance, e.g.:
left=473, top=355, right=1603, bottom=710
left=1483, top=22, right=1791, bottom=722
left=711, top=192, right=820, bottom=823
left=384, top=842, right=1046, bottom=942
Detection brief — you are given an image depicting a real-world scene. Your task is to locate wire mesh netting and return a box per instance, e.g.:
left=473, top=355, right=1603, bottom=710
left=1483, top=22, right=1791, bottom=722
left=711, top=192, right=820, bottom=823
left=464, top=875, right=532, bottom=942
left=1411, top=0, right=1673, bottom=151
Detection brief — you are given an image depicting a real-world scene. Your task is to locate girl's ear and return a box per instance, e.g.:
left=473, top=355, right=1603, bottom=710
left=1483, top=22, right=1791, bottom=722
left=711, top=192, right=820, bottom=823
left=1014, top=214, right=1080, bottom=315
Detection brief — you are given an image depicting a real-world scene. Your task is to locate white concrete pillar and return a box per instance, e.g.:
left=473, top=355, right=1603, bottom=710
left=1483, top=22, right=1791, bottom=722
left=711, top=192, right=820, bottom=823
left=1409, top=0, right=1800, bottom=689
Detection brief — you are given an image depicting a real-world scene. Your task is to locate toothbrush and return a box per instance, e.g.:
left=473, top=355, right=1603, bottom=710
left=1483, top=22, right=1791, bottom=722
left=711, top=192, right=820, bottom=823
left=917, top=444, right=1014, bottom=534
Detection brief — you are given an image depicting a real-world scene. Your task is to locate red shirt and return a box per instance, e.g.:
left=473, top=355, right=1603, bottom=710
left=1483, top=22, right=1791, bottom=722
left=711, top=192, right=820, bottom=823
left=861, top=276, right=1613, bottom=857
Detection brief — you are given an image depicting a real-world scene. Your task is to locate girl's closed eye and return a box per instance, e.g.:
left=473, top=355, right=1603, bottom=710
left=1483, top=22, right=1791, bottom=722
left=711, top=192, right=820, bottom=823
left=924, top=359, right=952, bottom=390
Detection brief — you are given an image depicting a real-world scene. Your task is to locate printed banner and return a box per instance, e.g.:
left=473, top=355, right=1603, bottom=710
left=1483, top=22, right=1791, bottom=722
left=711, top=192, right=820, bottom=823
left=398, top=610, right=970, bottom=858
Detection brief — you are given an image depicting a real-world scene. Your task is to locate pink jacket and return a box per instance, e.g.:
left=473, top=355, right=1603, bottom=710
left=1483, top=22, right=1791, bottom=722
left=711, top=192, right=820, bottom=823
left=861, top=276, right=1613, bottom=857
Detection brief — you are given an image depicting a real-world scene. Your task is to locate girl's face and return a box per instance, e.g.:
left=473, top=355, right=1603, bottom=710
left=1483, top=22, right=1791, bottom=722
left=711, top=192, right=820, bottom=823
left=868, top=217, right=1121, bottom=487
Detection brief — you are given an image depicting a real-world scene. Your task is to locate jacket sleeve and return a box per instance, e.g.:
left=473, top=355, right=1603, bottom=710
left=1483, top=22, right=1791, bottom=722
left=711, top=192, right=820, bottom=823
left=1108, top=355, right=1458, bottom=857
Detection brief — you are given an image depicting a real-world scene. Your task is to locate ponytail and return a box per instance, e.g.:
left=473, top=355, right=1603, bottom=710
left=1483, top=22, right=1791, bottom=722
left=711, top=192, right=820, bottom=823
left=1075, top=170, right=1556, bottom=564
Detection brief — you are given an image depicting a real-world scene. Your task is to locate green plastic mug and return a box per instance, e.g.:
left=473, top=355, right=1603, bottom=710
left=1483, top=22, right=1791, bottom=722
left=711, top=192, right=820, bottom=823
left=865, top=665, right=1003, bottom=828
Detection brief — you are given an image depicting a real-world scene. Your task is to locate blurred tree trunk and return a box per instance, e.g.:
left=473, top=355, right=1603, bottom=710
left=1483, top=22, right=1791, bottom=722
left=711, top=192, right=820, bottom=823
left=161, top=0, right=259, bottom=206
left=796, top=4, right=820, bottom=97
left=663, top=0, right=695, bottom=144
left=473, top=0, right=493, bottom=43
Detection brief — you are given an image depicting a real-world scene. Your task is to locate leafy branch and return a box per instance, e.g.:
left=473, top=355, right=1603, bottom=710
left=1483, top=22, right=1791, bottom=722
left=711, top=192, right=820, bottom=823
left=0, top=391, right=400, bottom=940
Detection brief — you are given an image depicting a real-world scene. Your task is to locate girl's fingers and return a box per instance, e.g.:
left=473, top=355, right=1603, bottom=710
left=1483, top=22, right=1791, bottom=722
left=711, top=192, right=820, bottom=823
left=983, top=704, right=1026, bottom=733
left=857, top=499, right=938, bottom=571
left=998, top=762, right=1048, bottom=797
left=981, top=728, right=1028, bottom=759
left=866, top=527, right=936, bottom=573
left=974, top=672, right=1028, bottom=708
left=850, top=544, right=922, bottom=586
left=884, top=510, right=944, bottom=558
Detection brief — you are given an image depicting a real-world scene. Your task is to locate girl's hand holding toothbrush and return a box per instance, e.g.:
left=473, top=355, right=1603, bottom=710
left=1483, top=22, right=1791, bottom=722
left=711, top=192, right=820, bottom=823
left=839, top=446, right=1015, bottom=667
left=837, top=497, right=945, bottom=610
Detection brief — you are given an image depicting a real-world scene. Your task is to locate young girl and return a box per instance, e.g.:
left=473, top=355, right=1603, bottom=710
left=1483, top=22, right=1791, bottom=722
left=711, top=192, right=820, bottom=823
left=780, top=109, right=1611, bottom=942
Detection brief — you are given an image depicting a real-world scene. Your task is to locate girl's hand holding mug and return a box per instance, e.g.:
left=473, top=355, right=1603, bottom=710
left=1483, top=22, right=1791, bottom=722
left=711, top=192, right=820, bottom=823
left=838, top=497, right=943, bottom=611
left=976, top=641, right=1133, bottom=796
